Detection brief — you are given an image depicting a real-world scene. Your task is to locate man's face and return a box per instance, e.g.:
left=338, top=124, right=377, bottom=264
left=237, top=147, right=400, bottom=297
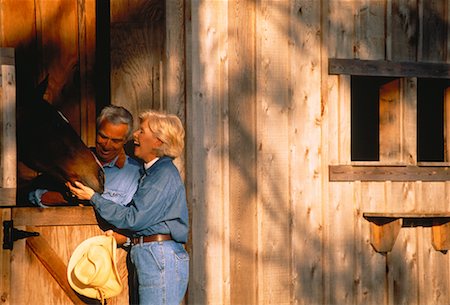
left=96, top=120, right=128, bottom=163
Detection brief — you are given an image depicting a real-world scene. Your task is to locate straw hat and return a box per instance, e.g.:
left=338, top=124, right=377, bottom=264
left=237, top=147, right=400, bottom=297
left=67, top=235, right=122, bottom=302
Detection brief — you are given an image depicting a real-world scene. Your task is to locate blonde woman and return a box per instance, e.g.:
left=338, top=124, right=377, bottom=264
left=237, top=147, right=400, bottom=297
left=68, top=110, right=189, bottom=305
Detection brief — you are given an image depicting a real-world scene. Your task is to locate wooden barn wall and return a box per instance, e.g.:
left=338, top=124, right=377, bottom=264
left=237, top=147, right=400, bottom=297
left=184, top=1, right=450, bottom=305
left=1, top=0, right=450, bottom=305
left=110, top=0, right=165, bottom=123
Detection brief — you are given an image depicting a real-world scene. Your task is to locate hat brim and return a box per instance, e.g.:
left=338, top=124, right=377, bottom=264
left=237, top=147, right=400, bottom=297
left=67, top=235, right=122, bottom=300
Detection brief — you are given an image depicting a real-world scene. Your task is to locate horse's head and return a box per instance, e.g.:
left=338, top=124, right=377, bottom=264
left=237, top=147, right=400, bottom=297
left=17, top=77, right=105, bottom=193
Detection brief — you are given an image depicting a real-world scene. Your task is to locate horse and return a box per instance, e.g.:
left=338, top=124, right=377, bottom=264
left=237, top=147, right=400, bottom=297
left=16, top=76, right=104, bottom=204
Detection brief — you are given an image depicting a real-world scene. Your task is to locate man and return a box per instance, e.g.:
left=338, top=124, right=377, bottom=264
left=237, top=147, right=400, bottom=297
left=29, top=105, right=141, bottom=207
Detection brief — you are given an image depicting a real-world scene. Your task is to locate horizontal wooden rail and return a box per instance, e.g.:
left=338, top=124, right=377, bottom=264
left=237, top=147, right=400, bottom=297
left=329, top=58, right=450, bottom=78
left=12, top=206, right=98, bottom=226
left=329, top=165, right=450, bottom=181
left=363, top=212, right=450, bottom=253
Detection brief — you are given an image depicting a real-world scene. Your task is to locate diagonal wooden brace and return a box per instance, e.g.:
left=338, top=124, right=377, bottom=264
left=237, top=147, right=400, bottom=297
left=26, top=232, right=85, bottom=305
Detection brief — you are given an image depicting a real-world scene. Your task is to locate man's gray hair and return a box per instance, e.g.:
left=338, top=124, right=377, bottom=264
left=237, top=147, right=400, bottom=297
left=97, top=105, right=134, bottom=140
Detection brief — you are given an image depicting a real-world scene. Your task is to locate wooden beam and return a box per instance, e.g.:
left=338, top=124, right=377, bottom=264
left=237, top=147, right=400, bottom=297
left=329, top=165, right=450, bottom=181
left=0, top=48, right=14, bottom=66
left=364, top=212, right=450, bottom=219
left=12, top=206, right=98, bottom=226
left=329, top=58, right=450, bottom=79
left=26, top=234, right=85, bottom=305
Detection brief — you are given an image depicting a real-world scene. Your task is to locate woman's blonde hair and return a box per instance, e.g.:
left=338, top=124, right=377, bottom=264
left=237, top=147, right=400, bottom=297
left=139, top=110, right=185, bottom=158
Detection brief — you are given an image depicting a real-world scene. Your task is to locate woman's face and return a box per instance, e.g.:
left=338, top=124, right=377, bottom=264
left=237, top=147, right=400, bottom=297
left=133, top=118, right=162, bottom=162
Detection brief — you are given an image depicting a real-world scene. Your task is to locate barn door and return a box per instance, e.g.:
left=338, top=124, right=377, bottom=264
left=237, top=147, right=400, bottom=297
left=0, top=207, right=130, bottom=305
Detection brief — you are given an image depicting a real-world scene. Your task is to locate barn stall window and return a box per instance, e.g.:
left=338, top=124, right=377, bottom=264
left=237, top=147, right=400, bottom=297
left=328, top=58, right=450, bottom=182
left=351, top=76, right=450, bottom=162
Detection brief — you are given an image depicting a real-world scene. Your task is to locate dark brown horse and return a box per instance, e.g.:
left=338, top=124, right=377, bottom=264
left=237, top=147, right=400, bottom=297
left=17, top=77, right=104, bottom=200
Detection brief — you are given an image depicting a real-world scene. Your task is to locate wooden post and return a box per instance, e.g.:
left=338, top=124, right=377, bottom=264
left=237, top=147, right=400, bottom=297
left=0, top=208, right=11, bottom=305
left=0, top=48, right=16, bottom=206
left=187, top=1, right=229, bottom=304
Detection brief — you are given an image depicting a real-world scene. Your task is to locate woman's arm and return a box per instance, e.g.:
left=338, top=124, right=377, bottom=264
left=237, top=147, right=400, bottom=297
left=66, top=181, right=95, bottom=200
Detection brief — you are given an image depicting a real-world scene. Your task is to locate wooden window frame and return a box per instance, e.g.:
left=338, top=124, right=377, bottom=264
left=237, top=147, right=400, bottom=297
left=328, top=58, right=450, bottom=182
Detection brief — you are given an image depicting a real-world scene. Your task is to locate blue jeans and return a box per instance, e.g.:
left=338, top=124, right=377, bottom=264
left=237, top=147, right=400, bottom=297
left=130, top=240, right=189, bottom=305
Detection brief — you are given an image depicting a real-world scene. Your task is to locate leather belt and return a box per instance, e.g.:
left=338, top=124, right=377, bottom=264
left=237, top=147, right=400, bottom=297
left=131, top=234, right=172, bottom=245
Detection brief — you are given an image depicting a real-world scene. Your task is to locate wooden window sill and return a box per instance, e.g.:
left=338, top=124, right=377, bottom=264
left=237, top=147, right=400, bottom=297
left=329, top=165, right=450, bottom=182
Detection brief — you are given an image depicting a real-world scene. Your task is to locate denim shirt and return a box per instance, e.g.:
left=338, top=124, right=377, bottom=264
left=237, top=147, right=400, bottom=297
left=102, top=155, right=141, bottom=205
left=90, top=156, right=189, bottom=243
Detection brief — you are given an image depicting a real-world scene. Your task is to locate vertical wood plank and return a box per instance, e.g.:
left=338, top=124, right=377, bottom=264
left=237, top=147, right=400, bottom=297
left=386, top=78, right=418, bottom=305
left=0, top=208, right=11, bottom=305
left=10, top=227, right=29, bottom=305
left=358, top=182, right=387, bottom=305
left=228, top=0, right=257, bottom=304
left=445, top=4, right=450, bottom=301
left=418, top=1, right=449, bottom=304
left=164, top=0, right=185, bottom=119
left=445, top=86, right=450, bottom=162
left=165, top=0, right=186, bottom=177
left=421, top=0, right=446, bottom=62
left=110, top=0, right=165, bottom=120
left=187, top=1, right=229, bottom=304
left=0, top=0, right=37, bottom=94
left=387, top=181, right=419, bottom=305
left=37, top=0, right=81, bottom=131
left=387, top=1, right=420, bottom=304
left=78, top=0, right=97, bottom=146
left=379, top=79, right=401, bottom=163
left=256, top=1, right=290, bottom=304
left=1, top=61, right=16, bottom=191
left=401, top=78, right=417, bottom=164
left=0, top=0, right=37, bottom=204
left=391, top=0, right=418, bottom=62
left=420, top=183, right=449, bottom=304
left=320, top=0, right=332, bottom=301
left=327, top=0, right=360, bottom=304
left=355, top=0, right=385, bottom=60
left=290, top=0, right=324, bottom=304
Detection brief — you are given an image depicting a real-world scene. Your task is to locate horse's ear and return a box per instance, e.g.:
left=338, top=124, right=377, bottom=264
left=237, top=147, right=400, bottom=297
left=36, top=75, right=49, bottom=99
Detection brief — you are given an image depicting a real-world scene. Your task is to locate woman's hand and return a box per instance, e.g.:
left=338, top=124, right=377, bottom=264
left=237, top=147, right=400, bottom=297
left=65, top=181, right=95, bottom=200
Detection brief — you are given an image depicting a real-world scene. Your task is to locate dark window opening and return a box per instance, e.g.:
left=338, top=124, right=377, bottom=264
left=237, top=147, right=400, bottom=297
left=351, top=76, right=396, bottom=161
left=417, top=78, right=448, bottom=162
left=352, top=76, right=450, bottom=162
